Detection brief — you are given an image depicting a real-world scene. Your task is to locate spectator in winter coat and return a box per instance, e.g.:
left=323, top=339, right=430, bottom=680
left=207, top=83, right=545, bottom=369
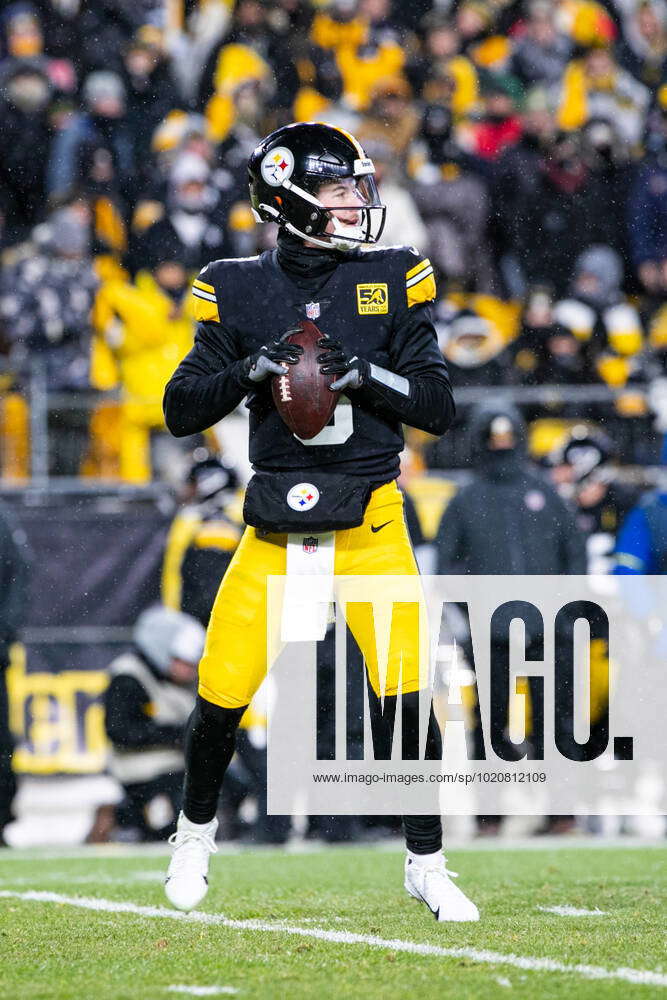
left=510, top=285, right=599, bottom=387
left=578, top=117, right=634, bottom=265
left=558, top=44, right=650, bottom=148
left=513, top=131, right=621, bottom=296
left=616, top=0, right=667, bottom=93
left=47, top=70, right=135, bottom=205
left=464, top=76, right=523, bottom=162
left=491, top=86, right=556, bottom=295
left=356, top=75, right=420, bottom=159
left=554, top=245, right=643, bottom=364
left=510, top=0, right=573, bottom=91
left=0, top=62, right=53, bottom=247
left=407, top=12, right=478, bottom=117
left=30, top=0, right=81, bottom=64
left=435, top=402, right=586, bottom=832
left=93, top=250, right=197, bottom=483
left=627, top=112, right=667, bottom=294
left=435, top=401, right=587, bottom=576
left=310, top=0, right=406, bottom=113
left=65, top=0, right=153, bottom=79
left=129, top=151, right=254, bottom=277
left=198, top=0, right=298, bottom=117
left=122, top=30, right=182, bottom=174
left=0, top=199, right=99, bottom=475
left=410, top=104, right=495, bottom=292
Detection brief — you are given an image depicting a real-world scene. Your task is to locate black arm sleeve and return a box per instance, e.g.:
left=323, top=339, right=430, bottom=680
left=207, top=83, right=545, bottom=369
left=351, top=303, right=455, bottom=436
left=104, top=675, right=184, bottom=750
left=163, top=321, right=249, bottom=437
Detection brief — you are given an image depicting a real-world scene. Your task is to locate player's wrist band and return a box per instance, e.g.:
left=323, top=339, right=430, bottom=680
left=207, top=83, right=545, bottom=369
left=368, top=363, right=410, bottom=397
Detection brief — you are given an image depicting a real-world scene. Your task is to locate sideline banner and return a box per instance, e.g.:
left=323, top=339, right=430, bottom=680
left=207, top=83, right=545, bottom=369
left=6, top=500, right=168, bottom=774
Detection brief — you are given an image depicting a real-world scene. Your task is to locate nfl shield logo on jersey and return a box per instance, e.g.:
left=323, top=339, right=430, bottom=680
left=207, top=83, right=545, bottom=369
left=302, top=536, right=318, bottom=554
left=306, top=302, right=321, bottom=319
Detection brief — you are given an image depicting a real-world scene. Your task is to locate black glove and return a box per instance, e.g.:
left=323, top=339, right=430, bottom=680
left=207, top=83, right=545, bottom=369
left=317, top=337, right=367, bottom=391
left=241, top=327, right=304, bottom=384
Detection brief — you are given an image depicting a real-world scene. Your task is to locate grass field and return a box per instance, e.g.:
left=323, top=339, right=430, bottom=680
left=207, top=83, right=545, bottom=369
left=0, top=843, right=665, bottom=999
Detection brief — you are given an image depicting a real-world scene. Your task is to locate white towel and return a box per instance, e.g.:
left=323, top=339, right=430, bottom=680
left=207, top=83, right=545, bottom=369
left=280, top=532, right=335, bottom=642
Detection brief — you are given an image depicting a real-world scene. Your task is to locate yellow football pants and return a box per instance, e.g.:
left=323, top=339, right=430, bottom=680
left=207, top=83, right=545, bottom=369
left=199, top=481, right=426, bottom=709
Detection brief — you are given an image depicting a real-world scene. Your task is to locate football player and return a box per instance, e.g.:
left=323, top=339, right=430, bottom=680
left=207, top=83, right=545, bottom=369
left=162, top=122, right=479, bottom=922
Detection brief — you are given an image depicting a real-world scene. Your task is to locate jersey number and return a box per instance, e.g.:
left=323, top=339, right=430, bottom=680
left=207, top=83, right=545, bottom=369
left=295, top=397, right=353, bottom=446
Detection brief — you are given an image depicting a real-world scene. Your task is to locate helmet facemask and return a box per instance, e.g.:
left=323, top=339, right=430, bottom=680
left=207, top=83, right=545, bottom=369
left=295, top=170, right=386, bottom=251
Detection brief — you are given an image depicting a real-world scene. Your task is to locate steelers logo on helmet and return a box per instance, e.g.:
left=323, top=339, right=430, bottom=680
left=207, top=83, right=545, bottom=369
left=286, top=483, right=320, bottom=512
left=261, top=146, right=295, bottom=187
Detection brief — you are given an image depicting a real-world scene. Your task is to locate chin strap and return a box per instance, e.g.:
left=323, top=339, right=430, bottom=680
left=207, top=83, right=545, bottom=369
left=257, top=198, right=366, bottom=253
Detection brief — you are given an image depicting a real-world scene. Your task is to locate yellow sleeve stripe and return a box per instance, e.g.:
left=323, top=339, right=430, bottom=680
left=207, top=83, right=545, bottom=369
left=192, top=280, right=220, bottom=322
left=407, top=270, right=436, bottom=308
left=406, top=257, right=432, bottom=281
left=193, top=278, right=215, bottom=295
left=406, top=264, right=434, bottom=289
left=192, top=285, right=218, bottom=303
left=194, top=298, right=220, bottom=323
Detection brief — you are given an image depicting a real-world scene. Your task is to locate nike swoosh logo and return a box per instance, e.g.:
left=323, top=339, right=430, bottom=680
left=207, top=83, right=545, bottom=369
left=412, top=883, right=440, bottom=920
left=371, top=521, right=393, bottom=533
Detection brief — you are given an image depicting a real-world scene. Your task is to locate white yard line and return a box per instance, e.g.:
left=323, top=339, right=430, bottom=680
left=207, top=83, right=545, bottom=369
left=166, top=988, right=238, bottom=996
left=538, top=905, right=607, bottom=917
left=0, top=871, right=166, bottom=886
left=0, top=889, right=665, bottom=989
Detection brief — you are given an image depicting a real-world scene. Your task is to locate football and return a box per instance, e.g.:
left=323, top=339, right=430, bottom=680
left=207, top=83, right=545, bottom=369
left=271, top=320, right=341, bottom=439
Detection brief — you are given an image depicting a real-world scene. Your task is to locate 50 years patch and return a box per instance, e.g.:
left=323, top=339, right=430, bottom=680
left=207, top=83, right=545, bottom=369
left=356, top=283, right=388, bottom=315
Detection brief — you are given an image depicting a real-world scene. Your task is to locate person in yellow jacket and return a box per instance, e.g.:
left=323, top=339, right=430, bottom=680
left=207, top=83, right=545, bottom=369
left=94, top=261, right=196, bottom=483
left=558, top=44, right=650, bottom=147
left=309, top=0, right=407, bottom=111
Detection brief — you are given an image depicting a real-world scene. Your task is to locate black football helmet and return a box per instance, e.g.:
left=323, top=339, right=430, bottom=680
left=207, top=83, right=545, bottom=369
left=248, top=121, right=385, bottom=251
left=552, top=425, right=615, bottom=484
left=185, top=450, right=239, bottom=503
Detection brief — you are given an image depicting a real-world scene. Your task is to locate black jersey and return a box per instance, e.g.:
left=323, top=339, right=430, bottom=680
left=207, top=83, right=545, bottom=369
left=163, top=245, right=454, bottom=480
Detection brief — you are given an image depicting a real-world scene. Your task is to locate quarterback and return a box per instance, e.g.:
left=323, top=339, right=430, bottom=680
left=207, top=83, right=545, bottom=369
left=162, top=122, right=479, bottom=922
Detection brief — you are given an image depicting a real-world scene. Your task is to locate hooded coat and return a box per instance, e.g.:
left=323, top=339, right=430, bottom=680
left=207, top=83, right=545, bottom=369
left=435, top=402, right=586, bottom=575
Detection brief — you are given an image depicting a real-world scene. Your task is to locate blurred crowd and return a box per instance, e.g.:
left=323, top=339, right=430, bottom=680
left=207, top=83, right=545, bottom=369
left=0, top=0, right=667, bottom=481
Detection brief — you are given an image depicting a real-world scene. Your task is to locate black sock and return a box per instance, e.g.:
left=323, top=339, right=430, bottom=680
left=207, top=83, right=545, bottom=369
left=403, top=814, right=443, bottom=855
left=401, top=691, right=443, bottom=855
left=366, top=686, right=444, bottom=854
left=182, top=695, right=247, bottom=824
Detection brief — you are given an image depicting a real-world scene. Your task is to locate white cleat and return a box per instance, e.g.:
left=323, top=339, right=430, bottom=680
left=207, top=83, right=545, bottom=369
left=404, top=851, right=480, bottom=922
left=165, top=812, right=218, bottom=911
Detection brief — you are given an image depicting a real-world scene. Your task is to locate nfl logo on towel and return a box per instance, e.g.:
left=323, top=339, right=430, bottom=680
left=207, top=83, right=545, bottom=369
left=302, top=536, right=318, bottom=553
left=306, top=302, right=320, bottom=319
